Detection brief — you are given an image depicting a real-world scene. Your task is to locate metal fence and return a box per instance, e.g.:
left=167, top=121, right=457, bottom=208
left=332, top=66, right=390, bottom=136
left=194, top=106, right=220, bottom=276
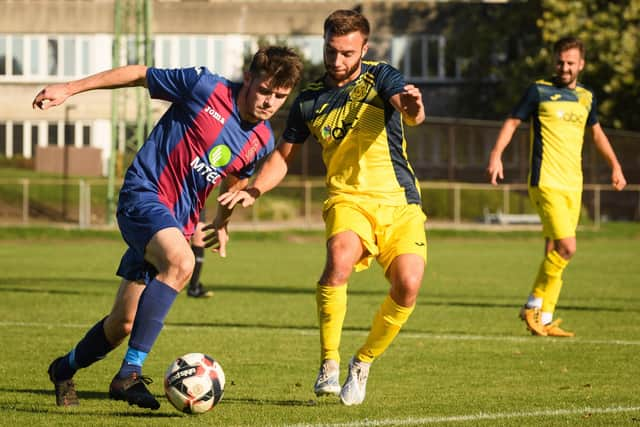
left=1, top=178, right=638, bottom=229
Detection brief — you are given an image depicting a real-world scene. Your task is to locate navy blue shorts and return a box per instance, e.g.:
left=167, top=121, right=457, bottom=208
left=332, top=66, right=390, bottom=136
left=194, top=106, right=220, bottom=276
left=116, top=199, right=181, bottom=284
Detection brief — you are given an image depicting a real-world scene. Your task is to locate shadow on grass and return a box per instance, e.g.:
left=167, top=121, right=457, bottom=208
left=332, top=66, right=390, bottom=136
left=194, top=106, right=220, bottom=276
left=2, top=278, right=638, bottom=314
left=0, top=388, right=180, bottom=418
left=222, top=397, right=320, bottom=407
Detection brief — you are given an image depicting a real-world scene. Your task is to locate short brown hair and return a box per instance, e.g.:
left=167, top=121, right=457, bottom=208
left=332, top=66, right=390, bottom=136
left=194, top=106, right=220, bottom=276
left=248, top=46, right=303, bottom=89
left=324, top=9, right=370, bottom=42
left=553, top=36, right=585, bottom=58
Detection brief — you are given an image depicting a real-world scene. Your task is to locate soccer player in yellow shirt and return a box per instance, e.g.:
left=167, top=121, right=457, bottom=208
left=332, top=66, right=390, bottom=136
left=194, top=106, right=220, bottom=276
left=217, top=9, right=426, bottom=405
left=487, top=36, right=627, bottom=337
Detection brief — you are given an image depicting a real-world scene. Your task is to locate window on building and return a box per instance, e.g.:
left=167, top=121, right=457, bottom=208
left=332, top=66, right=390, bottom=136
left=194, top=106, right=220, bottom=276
left=31, top=124, right=39, bottom=158
left=82, top=125, right=91, bottom=147
left=30, top=38, right=40, bottom=75
left=48, top=123, right=58, bottom=146
left=11, top=37, right=24, bottom=75
left=13, top=123, right=24, bottom=157
left=63, top=38, right=76, bottom=76
left=0, top=36, right=6, bottom=75
left=64, top=123, right=74, bottom=146
left=154, top=35, right=232, bottom=71
left=47, top=38, right=58, bottom=76
left=392, top=34, right=458, bottom=82
left=0, top=123, right=6, bottom=156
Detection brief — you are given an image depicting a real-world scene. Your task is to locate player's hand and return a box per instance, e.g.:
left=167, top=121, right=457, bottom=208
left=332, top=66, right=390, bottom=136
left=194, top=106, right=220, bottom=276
left=202, top=222, right=229, bottom=257
left=32, top=84, right=71, bottom=110
left=399, top=84, right=424, bottom=122
left=486, top=155, right=504, bottom=186
left=611, top=168, right=627, bottom=191
left=217, top=187, right=261, bottom=209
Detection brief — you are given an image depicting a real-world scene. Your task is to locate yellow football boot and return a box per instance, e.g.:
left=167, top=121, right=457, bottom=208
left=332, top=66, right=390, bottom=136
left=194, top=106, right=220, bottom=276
left=518, top=306, right=547, bottom=336
left=543, top=319, right=575, bottom=337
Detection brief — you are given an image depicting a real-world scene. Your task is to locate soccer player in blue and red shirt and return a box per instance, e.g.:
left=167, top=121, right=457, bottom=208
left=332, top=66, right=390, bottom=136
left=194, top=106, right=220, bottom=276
left=32, top=46, right=302, bottom=409
left=219, top=10, right=427, bottom=406
left=487, top=37, right=626, bottom=337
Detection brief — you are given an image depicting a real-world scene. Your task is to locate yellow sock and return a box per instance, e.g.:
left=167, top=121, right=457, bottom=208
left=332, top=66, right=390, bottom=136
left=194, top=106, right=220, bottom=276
left=356, top=295, right=415, bottom=364
left=316, top=283, right=347, bottom=363
left=531, top=250, right=569, bottom=313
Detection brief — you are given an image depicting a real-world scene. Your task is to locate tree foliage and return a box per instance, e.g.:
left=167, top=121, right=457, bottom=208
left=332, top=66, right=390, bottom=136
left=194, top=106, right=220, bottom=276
left=444, top=0, right=640, bottom=130
left=539, top=0, right=640, bottom=130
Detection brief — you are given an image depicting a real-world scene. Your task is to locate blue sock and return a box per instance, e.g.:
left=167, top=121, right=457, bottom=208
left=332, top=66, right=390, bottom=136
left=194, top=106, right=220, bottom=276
left=117, top=278, right=177, bottom=378
left=119, top=348, right=148, bottom=377
left=54, top=317, right=113, bottom=381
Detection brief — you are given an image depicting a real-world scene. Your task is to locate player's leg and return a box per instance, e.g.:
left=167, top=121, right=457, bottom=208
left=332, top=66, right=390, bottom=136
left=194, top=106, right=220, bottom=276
left=523, top=188, right=578, bottom=336
left=314, top=230, right=365, bottom=396
left=341, top=204, right=426, bottom=406
left=188, top=220, right=213, bottom=298
left=110, top=227, right=194, bottom=409
left=314, top=201, right=372, bottom=397
left=48, top=279, right=145, bottom=406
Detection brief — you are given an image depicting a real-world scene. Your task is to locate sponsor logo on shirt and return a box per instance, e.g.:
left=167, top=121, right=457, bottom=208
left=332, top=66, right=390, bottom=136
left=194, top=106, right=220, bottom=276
left=550, top=94, right=562, bottom=101
left=208, top=145, right=232, bottom=167
left=204, top=105, right=226, bottom=125
left=191, top=145, right=231, bottom=185
left=556, top=110, right=583, bottom=124
left=244, top=138, right=261, bottom=162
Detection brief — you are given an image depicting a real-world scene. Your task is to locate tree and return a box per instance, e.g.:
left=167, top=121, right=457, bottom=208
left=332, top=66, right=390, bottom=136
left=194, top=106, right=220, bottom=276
left=443, top=0, right=640, bottom=130
left=539, top=0, right=640, bottom=130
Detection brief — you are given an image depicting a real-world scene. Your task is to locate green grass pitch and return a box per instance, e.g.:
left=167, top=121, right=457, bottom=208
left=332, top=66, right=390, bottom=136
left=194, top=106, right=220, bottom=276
left=0, top=225, right=639, bottom=426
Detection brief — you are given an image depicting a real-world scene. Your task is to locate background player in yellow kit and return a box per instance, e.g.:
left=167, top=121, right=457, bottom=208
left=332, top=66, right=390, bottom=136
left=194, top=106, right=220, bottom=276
left=487, top=36, right=627, bottom=337
left=217, top=9, right=427, bottom=405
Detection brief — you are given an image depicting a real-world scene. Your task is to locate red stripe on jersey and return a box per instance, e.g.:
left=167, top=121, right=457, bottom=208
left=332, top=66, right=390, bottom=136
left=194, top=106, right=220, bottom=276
left=157, top=83, right=233, bottom=219
left=225, top=121, right=272, bottom=173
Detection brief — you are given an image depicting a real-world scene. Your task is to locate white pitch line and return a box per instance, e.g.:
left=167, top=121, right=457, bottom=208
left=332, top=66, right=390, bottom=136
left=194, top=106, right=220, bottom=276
left=2, top=321, right=640, bottom=346
left=283, top=406, right=640, bottom=427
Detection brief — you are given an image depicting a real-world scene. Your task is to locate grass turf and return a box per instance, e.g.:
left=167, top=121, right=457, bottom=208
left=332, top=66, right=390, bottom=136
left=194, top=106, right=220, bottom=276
left=0, top=225, right=639, bottom=426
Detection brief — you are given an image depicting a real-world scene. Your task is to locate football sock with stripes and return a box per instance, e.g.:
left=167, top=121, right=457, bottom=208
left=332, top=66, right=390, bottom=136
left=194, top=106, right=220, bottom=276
left=55, top=317, right=113, bottom=381
left=356, top=294, right=415, bottom=364
left=316, top=283, right=347, bottom=363
left=118, top=278, right=178, bottom=378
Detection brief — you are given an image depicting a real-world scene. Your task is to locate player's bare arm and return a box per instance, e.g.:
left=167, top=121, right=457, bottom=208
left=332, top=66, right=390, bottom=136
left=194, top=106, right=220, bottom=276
left=32, top=65, right=148, bottom=110
left=218, top=141, right=300, bottom=209
left=487, top=117, right=522, bottom=185
left=390, top=84, right=425, bottom=126
left=591, top=123, right=627, bottom=191
left=203, top=175, right=249, bottom=257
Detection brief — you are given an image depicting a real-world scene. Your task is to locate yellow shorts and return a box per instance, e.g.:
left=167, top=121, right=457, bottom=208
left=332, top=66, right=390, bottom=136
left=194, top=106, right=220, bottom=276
left=528, top=186, right=582, bottom=240
left=322, top=199, right=427, bottom=273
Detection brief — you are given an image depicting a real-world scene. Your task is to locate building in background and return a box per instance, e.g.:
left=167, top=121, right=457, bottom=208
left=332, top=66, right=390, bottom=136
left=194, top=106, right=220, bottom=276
left=0, top=0, right=472, bottom=175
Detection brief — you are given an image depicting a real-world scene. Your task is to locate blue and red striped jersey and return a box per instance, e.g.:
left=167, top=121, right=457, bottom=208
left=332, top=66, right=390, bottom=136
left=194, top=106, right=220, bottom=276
left=118, top=67, right=275, bottom=237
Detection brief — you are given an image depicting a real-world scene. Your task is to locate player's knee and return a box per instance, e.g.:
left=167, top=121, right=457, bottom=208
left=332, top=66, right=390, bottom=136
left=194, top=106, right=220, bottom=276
left=105, top=313, right=134, bottom=343
left=173, top=253, right=196, bottom=284
left=556, top=241, right=576, bottom=259
left=319, top=267, right=352, bottom=286
left=399, top=272, right=423, bottom=295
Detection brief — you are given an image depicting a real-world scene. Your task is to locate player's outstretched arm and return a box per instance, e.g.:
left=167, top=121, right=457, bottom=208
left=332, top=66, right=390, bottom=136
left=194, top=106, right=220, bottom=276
left=218, top=141, right=300, bottom=209
left=487, top=117, right=521, bottom=185
left=591, top=123, right=627, bottom=191
left=390, top=84, right=425, bottom=126
left=32, top=65, right=149, bottom=110
left=203, top=175, right=249, bottom=257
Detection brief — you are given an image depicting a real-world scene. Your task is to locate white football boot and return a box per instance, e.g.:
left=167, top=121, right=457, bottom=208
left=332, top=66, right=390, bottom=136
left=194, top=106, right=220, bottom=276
left=339, top=357, right=370, bottom=405
left=313, top=359, right=340, bottom=396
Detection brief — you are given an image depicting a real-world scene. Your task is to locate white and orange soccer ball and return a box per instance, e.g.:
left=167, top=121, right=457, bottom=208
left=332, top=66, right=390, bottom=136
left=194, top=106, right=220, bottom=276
left=164, top=353, right=225, bottom=414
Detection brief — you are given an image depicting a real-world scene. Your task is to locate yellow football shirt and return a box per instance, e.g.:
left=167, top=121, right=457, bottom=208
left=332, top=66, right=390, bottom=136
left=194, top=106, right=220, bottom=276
left=512, top=79, right=598, bottom=191
left=282, top=61, right=421, bottom=206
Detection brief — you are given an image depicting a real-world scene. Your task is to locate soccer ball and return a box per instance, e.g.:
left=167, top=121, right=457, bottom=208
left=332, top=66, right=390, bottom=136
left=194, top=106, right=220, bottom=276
left=164, top=353, right=225, bottom=414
